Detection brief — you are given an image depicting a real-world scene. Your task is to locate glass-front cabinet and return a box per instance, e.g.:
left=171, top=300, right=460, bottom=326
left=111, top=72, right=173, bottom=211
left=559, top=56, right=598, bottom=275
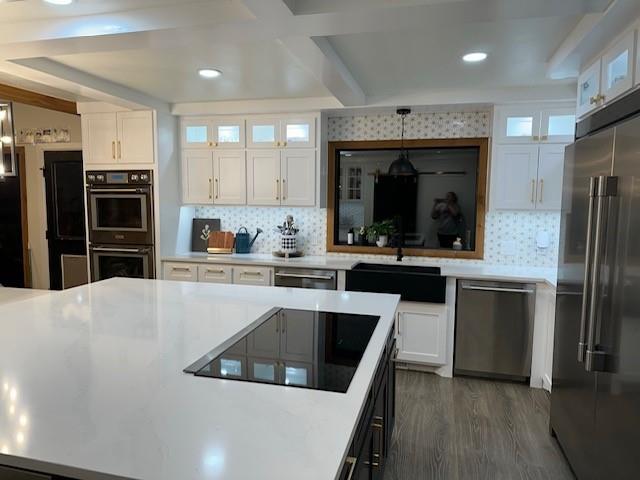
left=181, top=117, right=245, bottom=149
left=577, top=59, right=602, bottom=118
left=246, top=115, right=316, bottom=148
left=495, top=105, right=575, bottom=144
left=247, top=116, right=281, bottom=148
left=281, top=115, right=316, bottom=148
left=601, top=30, right=635, bottom=104
left=541, top=107, right=576, bottom=144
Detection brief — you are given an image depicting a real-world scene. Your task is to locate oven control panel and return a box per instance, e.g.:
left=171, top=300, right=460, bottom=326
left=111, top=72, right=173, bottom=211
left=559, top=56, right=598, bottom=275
left=86, top=170, right=153, bottom=185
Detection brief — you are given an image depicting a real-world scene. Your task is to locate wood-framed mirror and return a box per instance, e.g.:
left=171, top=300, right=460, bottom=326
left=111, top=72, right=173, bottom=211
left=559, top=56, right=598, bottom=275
left=327, top=138, right=489, bottom=259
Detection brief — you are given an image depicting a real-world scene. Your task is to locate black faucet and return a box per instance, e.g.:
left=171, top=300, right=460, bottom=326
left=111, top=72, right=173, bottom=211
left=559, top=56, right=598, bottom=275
left=394, top=215, right=404, bottom=262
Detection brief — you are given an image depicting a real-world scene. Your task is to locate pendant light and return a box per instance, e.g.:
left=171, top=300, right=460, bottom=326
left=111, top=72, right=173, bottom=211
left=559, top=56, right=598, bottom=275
left=388, top=108, right=417, bottom=176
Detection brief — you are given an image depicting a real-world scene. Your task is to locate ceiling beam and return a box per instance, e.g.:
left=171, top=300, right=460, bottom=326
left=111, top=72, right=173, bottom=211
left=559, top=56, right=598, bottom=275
left=5, top=59, right=170, bottom=113
left=0, top=83, right=77, bottom=115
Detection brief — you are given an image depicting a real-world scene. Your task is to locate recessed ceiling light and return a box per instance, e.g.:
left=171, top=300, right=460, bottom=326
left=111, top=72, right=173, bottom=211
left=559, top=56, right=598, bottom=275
left=463, top=52, right=487, bottom=63
left=198, top=69, right=222, bottom=79
left=43, top=0, right=74, bottom=5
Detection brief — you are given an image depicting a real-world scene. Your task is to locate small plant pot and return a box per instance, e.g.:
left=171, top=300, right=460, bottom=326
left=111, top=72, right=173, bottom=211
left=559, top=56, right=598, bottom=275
left=376, top=235, right=388, bottom=248
left=280, top=234, right=297, bottom=253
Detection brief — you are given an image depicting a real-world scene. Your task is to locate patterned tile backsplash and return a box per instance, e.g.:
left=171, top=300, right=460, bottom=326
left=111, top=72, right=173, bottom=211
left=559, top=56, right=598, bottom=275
left=192, top=109, right=560, bottom=269
left=194, top=207, right=560, bottom=268
left=328, top=111, right=491, bottom=141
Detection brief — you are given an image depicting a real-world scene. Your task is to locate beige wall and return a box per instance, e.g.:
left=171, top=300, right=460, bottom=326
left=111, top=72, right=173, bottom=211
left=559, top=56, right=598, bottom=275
left=12, top=103, right=82, bottom=289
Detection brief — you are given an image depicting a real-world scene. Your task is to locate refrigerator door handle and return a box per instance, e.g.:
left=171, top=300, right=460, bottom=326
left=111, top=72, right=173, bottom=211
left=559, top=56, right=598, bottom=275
left=578, top=176, right=597, bottom=363
left=585, top=175, right=618, bottom=372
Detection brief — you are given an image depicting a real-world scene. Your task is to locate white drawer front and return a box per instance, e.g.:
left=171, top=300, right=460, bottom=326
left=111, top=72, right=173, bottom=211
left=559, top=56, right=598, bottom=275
left=163, top=262, right=198, bottom=282
left=233, top=266, right=273, bottom=286
left=198, top=264, right=233, bottom=284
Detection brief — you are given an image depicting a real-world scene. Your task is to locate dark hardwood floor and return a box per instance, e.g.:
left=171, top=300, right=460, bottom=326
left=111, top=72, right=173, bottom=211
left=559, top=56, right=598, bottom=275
left=384, top=370, right=574, bottom=480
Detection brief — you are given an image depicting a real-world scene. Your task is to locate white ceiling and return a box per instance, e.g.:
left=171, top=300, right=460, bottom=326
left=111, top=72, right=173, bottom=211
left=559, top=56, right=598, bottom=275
left=51, top=42, right=332, bottom=103
left=0, top=0, right=621, bottom=111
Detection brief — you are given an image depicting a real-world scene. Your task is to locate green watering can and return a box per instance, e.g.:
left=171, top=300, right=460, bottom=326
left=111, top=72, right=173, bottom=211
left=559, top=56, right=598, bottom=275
left=235, top=227, right=262, bottom=254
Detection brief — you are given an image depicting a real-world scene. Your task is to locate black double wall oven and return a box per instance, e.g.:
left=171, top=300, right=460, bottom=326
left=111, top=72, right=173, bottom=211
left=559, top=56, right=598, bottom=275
left=87, top=170, right=155, bottom=281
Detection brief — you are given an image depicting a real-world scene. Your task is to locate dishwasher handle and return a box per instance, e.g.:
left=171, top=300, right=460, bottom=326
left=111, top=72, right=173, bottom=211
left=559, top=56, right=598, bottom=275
left=460, top=284, right=535, bottom=294
left=275, top=272, right=335, bottom=281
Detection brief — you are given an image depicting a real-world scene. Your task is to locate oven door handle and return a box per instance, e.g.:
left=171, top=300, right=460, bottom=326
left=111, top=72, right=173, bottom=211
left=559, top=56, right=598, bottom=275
left=88, top=188, right=148, bottom=194
left=92, top=247, right=149, bottom=253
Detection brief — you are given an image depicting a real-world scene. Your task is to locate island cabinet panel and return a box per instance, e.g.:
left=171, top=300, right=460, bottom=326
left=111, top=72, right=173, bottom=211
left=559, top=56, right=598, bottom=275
left=341, top=329, right=396, bottom=480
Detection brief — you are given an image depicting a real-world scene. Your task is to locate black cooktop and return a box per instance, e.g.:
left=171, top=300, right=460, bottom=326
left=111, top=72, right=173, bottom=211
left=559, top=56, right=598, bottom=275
left=184, top=308, right=380, bottom=393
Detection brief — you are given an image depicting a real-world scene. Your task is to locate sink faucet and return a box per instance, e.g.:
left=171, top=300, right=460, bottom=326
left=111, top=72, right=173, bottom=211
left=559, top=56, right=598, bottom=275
left=394, top=215, right=404, bottom=262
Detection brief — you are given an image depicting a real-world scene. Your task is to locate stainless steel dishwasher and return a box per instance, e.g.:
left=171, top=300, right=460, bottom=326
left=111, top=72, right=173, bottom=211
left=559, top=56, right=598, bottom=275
left=274, top=268, right=337, bottom=290
left=455, top=280, right=536, bottom=381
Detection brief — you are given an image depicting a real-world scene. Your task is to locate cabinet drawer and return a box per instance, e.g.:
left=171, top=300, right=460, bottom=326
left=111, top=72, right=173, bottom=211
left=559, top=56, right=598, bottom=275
left=198, top=264, right=232, bottom=284
left=163, top=262, right=198, bottom=282
left=233, top=266, right=273, bottom=286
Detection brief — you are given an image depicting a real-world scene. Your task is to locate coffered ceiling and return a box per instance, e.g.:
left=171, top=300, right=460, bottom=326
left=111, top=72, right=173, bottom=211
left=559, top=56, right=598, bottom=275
left=0, top=0, right=629, bottom=112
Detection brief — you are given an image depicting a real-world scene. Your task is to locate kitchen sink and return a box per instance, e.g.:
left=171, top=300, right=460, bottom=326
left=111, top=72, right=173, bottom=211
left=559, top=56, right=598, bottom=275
left=346, top=263, right=446, bottom=303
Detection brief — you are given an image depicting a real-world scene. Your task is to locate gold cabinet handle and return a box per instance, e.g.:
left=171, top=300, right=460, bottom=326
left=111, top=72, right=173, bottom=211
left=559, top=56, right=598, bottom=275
left=282, top=178, right=286, bottom=200
left=533, top=135, right=540, bottom=141
left=208, top=141, right=213, bottom=147
left=112, top=141, right=116, bottom=159
left=344, top=457, right=357, bottom=480
left=117, top=140, right=121, bottom=159
left=276, top=179, right=280, bottom=200
left=531, top=179, right=536, bottom=204
left=539, top=178, right=544, bottom=203
left=590, top=95, right=598, bottom=105
left=283, top=141, right=288, bottom=147
left=541, top=135, right=548, bottom=141
left=208, top=178, right=213, bottom=199
left=215, top=178, right=219, bottom=199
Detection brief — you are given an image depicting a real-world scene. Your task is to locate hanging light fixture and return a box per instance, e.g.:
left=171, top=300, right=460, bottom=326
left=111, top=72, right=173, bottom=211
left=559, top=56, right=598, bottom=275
left=388, top=108, right=417, bottom=176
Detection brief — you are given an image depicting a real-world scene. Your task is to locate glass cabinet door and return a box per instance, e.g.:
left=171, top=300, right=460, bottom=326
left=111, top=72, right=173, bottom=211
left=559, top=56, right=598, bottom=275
left=577, top=59, right=601, bottom=118
left=540, top=108, right=576, bottom=143
left=281, top=115, right=316, bottom=148
left=212, top=118, right=245, bottom=148
left=247, top=117, right=281, bottom=148
left=496, top=108, right=541, bottom=143
left=181, top=118, right=212, bottom=149
left=602, top=30, right=635, bottom=102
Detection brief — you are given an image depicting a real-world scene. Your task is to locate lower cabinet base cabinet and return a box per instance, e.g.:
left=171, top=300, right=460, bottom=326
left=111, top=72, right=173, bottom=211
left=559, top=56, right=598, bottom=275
left=341, top=330, right=396, bottom=480
left=396, top=302, right=448, bottom=366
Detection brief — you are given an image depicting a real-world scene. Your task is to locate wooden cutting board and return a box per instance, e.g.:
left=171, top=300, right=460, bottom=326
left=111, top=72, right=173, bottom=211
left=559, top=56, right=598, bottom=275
left=207, top=231, right=235, bottom=254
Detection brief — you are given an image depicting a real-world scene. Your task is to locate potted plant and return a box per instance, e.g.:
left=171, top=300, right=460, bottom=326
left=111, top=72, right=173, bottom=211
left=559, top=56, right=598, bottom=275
left=358, top=225, right=369, bottom=245
left=370, top=220, right=395, bottom=247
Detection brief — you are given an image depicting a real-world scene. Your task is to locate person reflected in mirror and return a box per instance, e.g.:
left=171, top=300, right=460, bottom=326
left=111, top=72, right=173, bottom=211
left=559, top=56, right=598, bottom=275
left=431, top=191, right=464, bottom=248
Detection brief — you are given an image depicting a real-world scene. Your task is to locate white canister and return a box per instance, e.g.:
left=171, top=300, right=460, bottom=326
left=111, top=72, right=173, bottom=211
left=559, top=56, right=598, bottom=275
left=347, top=232, right=354, bottom=245
left=281, top=234, right=297, bottom=253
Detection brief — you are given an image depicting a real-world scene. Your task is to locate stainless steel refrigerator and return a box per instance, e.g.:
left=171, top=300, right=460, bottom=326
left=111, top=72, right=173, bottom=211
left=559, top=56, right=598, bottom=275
left=551, top=108, right=640, bottom=479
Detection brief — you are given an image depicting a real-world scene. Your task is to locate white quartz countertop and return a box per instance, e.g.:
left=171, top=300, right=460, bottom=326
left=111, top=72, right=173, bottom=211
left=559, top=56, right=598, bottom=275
left=0, top=278, right=399, bottom=480
left=0, top=287, right=47, bottom=306
left=163, top=253, right=557, bottom=287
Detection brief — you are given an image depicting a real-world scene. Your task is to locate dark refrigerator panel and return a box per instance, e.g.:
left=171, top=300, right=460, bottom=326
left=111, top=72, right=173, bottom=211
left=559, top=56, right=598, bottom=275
left=551, top=129, right=614, bottom=480
left=591, top=115, right=640, bottom=479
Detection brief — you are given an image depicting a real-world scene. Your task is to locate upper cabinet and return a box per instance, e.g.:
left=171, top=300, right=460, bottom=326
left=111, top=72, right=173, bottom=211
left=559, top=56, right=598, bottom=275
left=181, top=117, right=245, bottom=149
left=576, top=27, right=639, bottom=119
left=83, top=111, right=154, bottom=166
left=494, top=105, right=575, bottom=144
left=180, top=112, right=318, bottom=206
left=246, top=114, right=316, bottom=149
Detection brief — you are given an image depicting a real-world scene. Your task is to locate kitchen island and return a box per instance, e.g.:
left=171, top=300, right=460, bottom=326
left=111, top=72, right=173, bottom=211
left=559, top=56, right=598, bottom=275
left=0, top=278, right=399, bottom=480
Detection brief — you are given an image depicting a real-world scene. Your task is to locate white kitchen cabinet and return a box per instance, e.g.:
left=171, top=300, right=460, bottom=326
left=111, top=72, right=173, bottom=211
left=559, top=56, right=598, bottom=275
left=83, top=111, right=154, bottom=165
left=163, top=262, right=198, bottom=282
left=247, top=320, right=280, bottom=358
left=181, top=117, right=245, bottom=149
left=540, top=108, right=576, bottom=144
left=577, top=59, right=602, bottom=118
left=233, top=266, right=273, bottom=286
left=182, top=150, right=214, bottom=204
left=602, top=30, right=636, bottom=104
left=491, top=143, right=566, bottom=211
left=396, top=302, right=448, bottom=366
left=492, top=145, right=541, bottom=210
left=281, top=149, right=316, bottom=206
left=213, top=150, right=246, bottom=205
left=182, top=150, right=246, bottom=205
left=82, top=113, right=118, bottom=165
left=281, top=115, right=316, bottom=148
left=197, top=264, right=233, bottom=284
left=280, top=310, right=315, bottom=363
left=247, top=117, right=281, bottom=148
left=181, top=118, right=211, bottom=149
left=495, top=107, right=542, bottom=144
left=117, top=111, right=154, bottom=164
left=247, top=149, right=282, bottom=205
left=536, top=144, right=566, bottom=211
